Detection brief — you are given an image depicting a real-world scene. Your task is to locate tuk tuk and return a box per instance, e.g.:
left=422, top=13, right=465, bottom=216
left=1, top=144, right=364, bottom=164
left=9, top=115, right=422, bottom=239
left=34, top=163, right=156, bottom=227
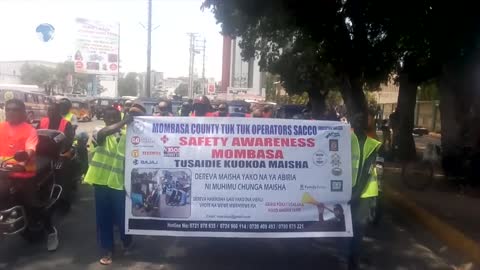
left=70, top=98, right=92, bottom=122
left=92, top=97, right=116, bottom=119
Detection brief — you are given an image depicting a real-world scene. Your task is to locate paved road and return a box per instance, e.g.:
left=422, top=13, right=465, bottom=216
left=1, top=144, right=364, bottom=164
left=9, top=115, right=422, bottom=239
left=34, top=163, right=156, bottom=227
left=0, top=123, right=471, bottom=270
left=76, top=119, right=105, bottom=135
left=0, top=185, right=468, bottom=270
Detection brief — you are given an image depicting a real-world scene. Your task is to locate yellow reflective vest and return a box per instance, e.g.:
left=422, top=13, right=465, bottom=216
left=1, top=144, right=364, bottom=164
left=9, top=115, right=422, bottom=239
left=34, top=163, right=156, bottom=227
left=107, top=131, right=126, bottom=190
left=64, top=112, right=74, bottom=123
left=351, top=133, right=381, bottom=198
left=84, top=134, right=121, bottom=186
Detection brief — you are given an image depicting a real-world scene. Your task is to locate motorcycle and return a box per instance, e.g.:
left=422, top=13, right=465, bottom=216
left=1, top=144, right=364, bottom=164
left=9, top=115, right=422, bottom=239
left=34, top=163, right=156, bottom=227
left=53, top=131, right=89, bottom=213
left=0, top=129, right=64, bottom=240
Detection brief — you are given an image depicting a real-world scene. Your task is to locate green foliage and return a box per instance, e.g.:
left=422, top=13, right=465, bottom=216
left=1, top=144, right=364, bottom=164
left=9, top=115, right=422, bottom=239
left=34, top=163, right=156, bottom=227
left=274, top=92, right=309, bottom=106
left=175, top=83, right=189, bottom=97
left=203, top=0, right=480, bottom=119
left=20, top=64, right=53, bottom=87
left=203, top=0, right=398, bottom=116
left=118, top=72, right=139, bottom=97
left=326, top=91, right=344, bottom=108
left=417, top=80, right=439, bottom=101
left=20, top=61, right=89, bottom=95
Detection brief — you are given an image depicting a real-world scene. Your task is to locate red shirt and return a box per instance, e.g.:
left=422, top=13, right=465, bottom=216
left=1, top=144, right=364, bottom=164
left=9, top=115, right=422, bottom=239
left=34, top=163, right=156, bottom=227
left=0, top=122, right=38, bottom=175
left=0, top=122, right=38, bottom=157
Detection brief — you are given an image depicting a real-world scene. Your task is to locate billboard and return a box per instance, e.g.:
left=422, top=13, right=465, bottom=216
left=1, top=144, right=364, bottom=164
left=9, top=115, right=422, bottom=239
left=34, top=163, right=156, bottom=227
left=74, top=18, right=119, bottom=75
left=125, top=117, right=353, bottom=238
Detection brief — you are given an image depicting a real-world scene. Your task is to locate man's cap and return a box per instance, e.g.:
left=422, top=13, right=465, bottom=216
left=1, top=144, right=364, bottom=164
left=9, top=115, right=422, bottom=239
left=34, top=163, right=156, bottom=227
left=131, top=102, right=147, bottom=113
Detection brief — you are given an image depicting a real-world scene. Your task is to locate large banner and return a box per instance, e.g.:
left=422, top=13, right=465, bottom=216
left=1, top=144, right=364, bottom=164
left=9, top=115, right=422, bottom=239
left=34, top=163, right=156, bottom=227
left=125, top=117, right=353, bottom=238
left=74, top=18, right=119, bottom=75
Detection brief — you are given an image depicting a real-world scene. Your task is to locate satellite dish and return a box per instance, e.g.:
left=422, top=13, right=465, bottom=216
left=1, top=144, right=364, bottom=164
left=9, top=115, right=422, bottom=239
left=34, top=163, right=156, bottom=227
left=36, top=23, right=55, bottom=42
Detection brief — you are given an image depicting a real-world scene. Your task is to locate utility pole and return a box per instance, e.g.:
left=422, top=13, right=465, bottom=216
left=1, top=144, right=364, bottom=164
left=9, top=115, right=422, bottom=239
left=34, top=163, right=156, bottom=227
left=145, top=0, right=152, bottom=97
left=187, top=33, right=198, bottom=98
left=202, top=38, right=206, bottom=81
left=202, top=38, right=206, bottom=95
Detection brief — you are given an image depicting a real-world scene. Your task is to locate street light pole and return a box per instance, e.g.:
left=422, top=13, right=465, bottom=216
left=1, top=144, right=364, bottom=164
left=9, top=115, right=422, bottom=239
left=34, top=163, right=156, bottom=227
left=187, top=33, right=198, bottom=99
left=145, top=0, right=152, bottom=97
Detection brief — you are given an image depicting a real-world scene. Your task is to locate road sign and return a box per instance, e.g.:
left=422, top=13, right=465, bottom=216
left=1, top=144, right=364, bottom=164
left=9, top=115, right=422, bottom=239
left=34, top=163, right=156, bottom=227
left=207, top=83, right=215, bottom=94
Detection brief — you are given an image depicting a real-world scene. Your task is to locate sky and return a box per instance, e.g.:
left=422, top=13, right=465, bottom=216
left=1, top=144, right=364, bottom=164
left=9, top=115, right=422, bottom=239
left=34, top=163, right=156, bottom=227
left=0, top=0, right=223, bottom=80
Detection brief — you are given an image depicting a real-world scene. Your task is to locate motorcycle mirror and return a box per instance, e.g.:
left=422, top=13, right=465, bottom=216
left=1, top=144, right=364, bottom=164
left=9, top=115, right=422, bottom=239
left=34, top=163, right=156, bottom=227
left=14, top=151, right=29, bottom=162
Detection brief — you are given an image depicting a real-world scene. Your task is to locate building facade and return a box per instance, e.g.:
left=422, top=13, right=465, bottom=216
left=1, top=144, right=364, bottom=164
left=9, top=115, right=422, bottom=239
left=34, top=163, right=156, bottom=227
left=221, top=36, right=266, bottom=99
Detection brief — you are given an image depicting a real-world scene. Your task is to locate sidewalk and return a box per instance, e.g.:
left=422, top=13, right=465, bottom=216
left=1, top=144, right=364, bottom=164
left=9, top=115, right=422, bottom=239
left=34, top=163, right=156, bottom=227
left=384, top=164, right=480, bottom=267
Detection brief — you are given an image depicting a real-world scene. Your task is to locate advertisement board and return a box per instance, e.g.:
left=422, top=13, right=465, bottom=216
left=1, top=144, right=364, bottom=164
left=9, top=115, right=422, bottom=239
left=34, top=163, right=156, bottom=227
left=125, top=117, right=353, bottom=238
left=74, top=18, right=119, bottom=75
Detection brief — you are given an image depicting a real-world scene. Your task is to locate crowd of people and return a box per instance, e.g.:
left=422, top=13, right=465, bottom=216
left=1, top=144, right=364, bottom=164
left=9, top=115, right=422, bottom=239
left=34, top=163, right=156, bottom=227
left=0, top=94, right=380, bottom=270
left=151, top=95, right=348, bottom=122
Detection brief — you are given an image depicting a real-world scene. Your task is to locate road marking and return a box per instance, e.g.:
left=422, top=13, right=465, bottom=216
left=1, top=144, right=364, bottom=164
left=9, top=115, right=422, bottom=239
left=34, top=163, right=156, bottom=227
left=385, top=186, right=480, bottom=265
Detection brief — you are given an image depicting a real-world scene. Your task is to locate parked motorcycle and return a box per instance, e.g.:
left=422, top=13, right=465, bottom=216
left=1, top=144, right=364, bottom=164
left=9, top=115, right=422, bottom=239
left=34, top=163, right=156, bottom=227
left=0, top=129, right=64, bottom=240
left=53, top=131, right=89, bottom=213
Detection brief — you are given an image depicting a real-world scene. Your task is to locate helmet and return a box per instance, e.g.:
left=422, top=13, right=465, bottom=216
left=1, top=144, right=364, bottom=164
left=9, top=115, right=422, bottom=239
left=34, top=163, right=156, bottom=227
left=59, top=98, right=72, bottom=115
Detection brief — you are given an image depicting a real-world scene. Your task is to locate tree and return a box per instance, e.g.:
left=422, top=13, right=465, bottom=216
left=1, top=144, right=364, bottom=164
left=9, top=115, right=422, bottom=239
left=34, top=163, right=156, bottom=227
left=383, top=0, right=480, bottom=163
left=55, top=61, right=88, bottom=94
left=20, top=64, right=56, bottom=95
left=266, top=38, right=339, bottom=118
left=175, top=83, right=189, bottom=97
left=203, top=0, right=398, bottom=117
left=417, top=81, right=439, bottom=101
left=20, top=61, right=89, bottom=95
left=118, top=72, right=139, bottom=97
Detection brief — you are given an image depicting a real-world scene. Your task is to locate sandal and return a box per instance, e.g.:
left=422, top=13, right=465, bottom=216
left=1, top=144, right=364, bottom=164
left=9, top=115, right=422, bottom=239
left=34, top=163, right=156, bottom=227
left=99, top=254, right=112, bottom=265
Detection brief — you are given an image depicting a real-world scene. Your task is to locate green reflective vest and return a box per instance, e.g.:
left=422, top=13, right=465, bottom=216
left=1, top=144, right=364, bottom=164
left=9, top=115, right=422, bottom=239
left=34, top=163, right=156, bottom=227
left=84, top=134, right=121, bottom=186
left=64, top=112, right=74, bottom=123
left=351, top=133, right=381, bottom=198
left=107, top=131, right=126, bottom=190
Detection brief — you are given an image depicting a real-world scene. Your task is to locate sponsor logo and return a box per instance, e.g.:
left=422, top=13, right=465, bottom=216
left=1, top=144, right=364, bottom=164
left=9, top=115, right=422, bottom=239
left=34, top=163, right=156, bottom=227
left=132, top=120, right=145, bottom=134
left=130, top=136, right=155, bottom=146
left=164, top=146, right=180, bottom=157
left=329, top=139, right=339, bottom=151
left=313, top=150, right=327, bottom=166
left=325, top=131, right=340, bottom=139
left=133, top=159, right=158, bottom=165
left=131, top=136, right=141, bottom=145
left=160, top=135, right=169, bottom=144
left=142, top=151, right=162, bottom=156
left=330, top=153, right=341, bottom=167
left=302, top=184, right=326, bottom=191
left=141, top=160, right=158, bottom=165
left=331, top=180, right=343, bottom=192
left=332, top=167, right=343, bottom=176
left=131, top=150, right=161, bottom=157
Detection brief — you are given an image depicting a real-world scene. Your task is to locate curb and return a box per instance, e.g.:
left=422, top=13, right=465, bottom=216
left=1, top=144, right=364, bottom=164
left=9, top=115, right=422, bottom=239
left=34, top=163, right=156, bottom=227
left=384, top=186, right=480, bottom=265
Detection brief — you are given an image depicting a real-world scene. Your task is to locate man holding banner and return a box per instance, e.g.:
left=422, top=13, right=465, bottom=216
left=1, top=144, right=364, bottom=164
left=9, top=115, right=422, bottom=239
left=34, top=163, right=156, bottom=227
left=84, top=104, right=145, bottom=265
left=349, top=113, right=381, bottom=269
